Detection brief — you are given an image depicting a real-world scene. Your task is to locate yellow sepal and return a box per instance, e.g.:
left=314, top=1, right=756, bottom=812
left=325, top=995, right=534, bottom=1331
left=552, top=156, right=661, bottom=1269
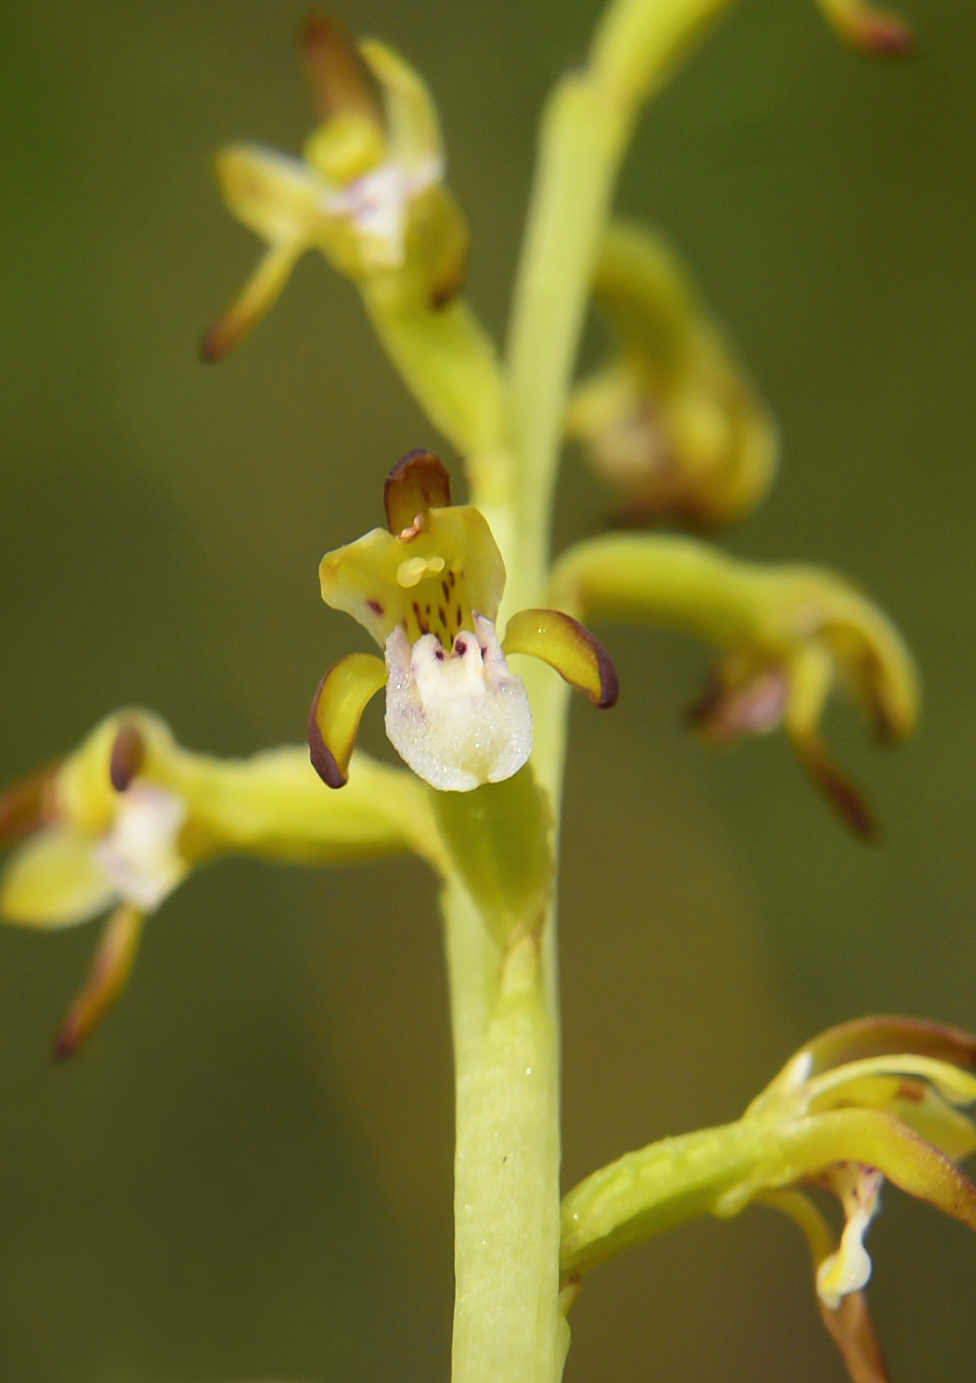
left=503, top=608, right=619, bottom=708
left=307, top=654, right=388, bottom=788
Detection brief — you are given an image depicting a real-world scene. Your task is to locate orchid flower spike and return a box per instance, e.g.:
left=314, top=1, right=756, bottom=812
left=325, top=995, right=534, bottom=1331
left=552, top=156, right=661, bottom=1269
left=308, top=451, right=618, bottom=793
left=0, top=710, right=439, bottom=1055
left=561, top=1016, right=976, bottom=1383
left=203, top=13, right=468, bottom=361
left=567, top=221, right=778, bottom=529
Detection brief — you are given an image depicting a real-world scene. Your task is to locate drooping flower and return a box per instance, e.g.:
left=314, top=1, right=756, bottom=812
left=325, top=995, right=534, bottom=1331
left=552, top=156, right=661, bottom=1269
left=203, top=14, right=468, bottom=361
left=0, top=710, right=440, bottom=1054
left=560, top=1016, right=976, bottom=1383
left=566, top=220, right=778, bottom=529
left=308, top=450, right=619, bottom=793
left=551, top=533, right=918, bottom=837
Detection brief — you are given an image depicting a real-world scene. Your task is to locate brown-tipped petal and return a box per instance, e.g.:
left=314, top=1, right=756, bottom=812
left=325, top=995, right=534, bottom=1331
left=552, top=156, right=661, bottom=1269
left=817, top=0, right=915, bottom=56
left=803, top=1017, right=976, bottom=1079
left=298, top=13, right=385, bottom=126
left=819, top=1291, right=890, bottom=1383
left=383, top=449, right=452, bottom=536
left=792, top=733, right=878, bottom=841
left=307, top=653, right=388, bottom=788
left=0, top=759, right=61, bottom=846
left=201, top=243, right=301, bottom=363
left=109, top=723, right=146, bottom=794
left=504, top=609, right=619, bottom=708
left=759, top=1189, right=890, bottom=1383
left=53, top=903, right=145, bottom=1059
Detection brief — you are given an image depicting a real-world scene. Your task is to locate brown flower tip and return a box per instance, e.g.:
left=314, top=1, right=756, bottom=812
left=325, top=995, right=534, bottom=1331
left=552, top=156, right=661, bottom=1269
left=806, top=1015, right=976, bottom=1077
left=0, top=759, right=61, bottom=845
left=307, top=674, right=348, bottom=788
left=577, top=621, right=620, bottom=709
left=819, top=1290, right=890, bottom=1383
left=53, top=904, right=145, bottom=1060
left=298, top=13, right=384, bottom=127
left=797, top=737, right=879, bottom=842
left=109, top=723, right=146, bottom=794
left=384, top=450, right=452, bottom=536
left=850, top=9, right=916, bottom=56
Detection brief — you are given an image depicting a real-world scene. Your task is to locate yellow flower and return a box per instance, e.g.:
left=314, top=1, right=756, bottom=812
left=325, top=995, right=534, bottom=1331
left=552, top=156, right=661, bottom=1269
left=561, top=1016, right=976, bottom=1383
left=567, top=221, right=778, bottom=529
left=308, top=451, right=619, bottom=792
left=203, top=14, right=468, bottom=361
left=552, top=533, right=918, bottom=837
left=0, top=709, right=438, bottom=1054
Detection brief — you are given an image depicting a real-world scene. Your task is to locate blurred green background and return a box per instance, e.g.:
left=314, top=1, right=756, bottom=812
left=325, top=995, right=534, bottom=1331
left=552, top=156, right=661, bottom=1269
left=0, top=0, right=974, bottom=1378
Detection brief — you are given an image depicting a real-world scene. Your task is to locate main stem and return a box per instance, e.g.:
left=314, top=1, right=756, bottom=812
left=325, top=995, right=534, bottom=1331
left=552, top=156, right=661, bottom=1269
left=439, top=4, right=734, bottom=1381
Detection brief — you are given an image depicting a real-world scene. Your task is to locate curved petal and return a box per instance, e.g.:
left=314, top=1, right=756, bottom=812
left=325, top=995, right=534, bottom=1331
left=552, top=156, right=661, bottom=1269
left=54, top=904, right=145, bottom=1059
left=201, top=243, right=303, bottom=362
left=319, top=505, right=506, bottom=646
left=360, top=39, right=444, bottom=180
left=785, top=642, right=878, bottom=839
left=298, top=13, right=385, bottom=126
left=215, top=144, right=324, bottom=246
left=503, top=608, right=619, bottom=708
left=307, top=653, right=388, bottom=788
left=1, top=825, right=116, bottom=928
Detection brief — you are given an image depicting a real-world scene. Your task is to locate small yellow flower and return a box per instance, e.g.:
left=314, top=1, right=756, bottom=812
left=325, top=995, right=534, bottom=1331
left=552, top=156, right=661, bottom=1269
left=561, top=1016, right=976, bottom=1383
left=0, top=709, right=439, bottom=1054
left=308, top=451, right=619, bottom=792
left=552, top=533, right=918, bottom=837
left=567, top=221, right=778, bottom=529
left=203, top=14, right=468, bottom=361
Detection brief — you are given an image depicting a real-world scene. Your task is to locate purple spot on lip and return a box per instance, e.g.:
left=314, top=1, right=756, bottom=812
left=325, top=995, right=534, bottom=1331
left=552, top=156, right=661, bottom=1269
left=455, top=638, right=467, bottom=655
left=367, top=599, right=384, bottom=616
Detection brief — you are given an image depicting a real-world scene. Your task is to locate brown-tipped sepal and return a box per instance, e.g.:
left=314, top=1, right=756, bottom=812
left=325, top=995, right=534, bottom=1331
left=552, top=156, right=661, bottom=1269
left=503, top=609, right=619, bottom=708
left=298, top=13, right=385, bottom=126
left=109, top=723, right=146, bottom=794
left=54, top=903, right=145, bottom=1059
left=801, top=1016, right=976, bottom=1079
left=792, top=731, right=878, bottom=842
left=307, top=653, right=388, bottom=788
left=0, top=760, right=60, bottom=846
left=384, top=449, right=452, bottom=535
left=817, top=0, right=915, bottom=56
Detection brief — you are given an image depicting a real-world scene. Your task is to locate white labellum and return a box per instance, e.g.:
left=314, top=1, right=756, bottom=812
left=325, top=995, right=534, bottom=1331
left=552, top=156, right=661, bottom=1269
left=94, top=783, right=189, bottom=912
left=384, top=613, right=533, bottom=792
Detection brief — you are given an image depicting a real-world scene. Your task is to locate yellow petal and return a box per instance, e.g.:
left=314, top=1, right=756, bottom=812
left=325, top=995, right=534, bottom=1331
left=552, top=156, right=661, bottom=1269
left=54, top=903, right=145, bottom=1059
left=214, top=143, right=323, bottom=245
left=360, top=39, right=443, bottom=179
left=320, top=504, right=505, bottom=648
left=201, top=244, right=303, bottom=362
left=1, top=825, right=116, bottom=928
left=503, top=608, right=619, bottom=707
left=307, top=654, right=388, bottom=787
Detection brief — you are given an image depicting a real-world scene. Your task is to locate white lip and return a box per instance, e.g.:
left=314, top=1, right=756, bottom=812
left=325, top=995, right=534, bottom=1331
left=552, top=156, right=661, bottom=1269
left=93, top=783, right=189, bottom=912
left=384, top=613, right=533, bottom=792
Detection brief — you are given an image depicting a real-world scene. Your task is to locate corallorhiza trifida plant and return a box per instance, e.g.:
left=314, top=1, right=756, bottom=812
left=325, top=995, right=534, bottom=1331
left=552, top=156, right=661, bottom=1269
left=2, top=2, right=973, bottom=1380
